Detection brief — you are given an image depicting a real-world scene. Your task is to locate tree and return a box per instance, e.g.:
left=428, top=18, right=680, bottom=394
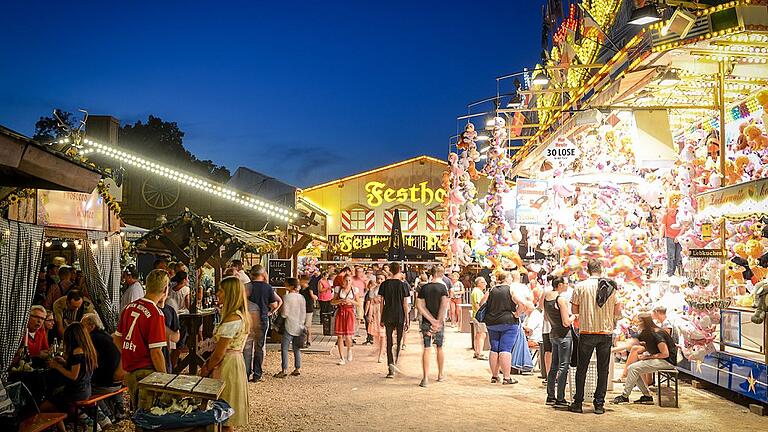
left=33, top=109, right=75, bottom=143
left=119, top=115, right=231, bottom=182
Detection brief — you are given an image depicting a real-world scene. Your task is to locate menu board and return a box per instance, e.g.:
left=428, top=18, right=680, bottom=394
left=268, top=259, right=293, bottom=287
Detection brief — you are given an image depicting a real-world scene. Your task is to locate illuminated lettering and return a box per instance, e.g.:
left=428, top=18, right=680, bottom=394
left=364, top=181, right=446, bottom=207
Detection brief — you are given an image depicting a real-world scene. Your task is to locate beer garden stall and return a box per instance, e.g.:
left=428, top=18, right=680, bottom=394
left=0, top=125, right=115, bottom=377
left=131, top=210, right=280, bottom=374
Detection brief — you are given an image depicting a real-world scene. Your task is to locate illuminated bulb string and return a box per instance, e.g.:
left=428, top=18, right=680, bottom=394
left=78, top=138, right=299, bottom=222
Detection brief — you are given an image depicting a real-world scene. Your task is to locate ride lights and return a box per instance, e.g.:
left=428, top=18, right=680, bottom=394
left=78, top=138, right=300, bottom=222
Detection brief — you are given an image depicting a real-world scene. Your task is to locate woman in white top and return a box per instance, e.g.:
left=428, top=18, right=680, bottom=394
left=332, top=275, right=359, bottom=365
left=199, top=277, right=250, bottom=431
left=274, top=278, right=306, bottom=378
left=166, top=271, right=190, bottom=314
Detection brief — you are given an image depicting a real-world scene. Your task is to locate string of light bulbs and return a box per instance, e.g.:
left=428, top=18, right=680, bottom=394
left=60, top=136, right=300, bottom=222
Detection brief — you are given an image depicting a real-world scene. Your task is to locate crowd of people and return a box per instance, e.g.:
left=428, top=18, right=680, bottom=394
left=11, top=254, right=681, bottom=432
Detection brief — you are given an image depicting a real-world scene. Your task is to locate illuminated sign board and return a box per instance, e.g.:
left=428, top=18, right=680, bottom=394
left=329, top=233, right=445, bottom=254
left=365, top=181, right=446, bottom=208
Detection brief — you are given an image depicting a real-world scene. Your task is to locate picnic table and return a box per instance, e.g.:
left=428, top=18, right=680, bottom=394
left=137, top=372, right=225, bottom=411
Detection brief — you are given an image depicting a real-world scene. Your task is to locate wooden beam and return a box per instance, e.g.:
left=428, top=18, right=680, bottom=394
left=196, top=238, right=226, bottom=269
left=159, top=236, right=191, bottom=265
left=288, top=234, right=313, bottom=257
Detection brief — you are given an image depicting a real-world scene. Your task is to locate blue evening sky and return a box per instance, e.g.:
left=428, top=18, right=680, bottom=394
left=0, top=0, right=543, bottom=187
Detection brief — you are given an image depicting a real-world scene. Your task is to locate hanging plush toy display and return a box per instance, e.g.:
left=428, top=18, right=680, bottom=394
left=481, top=116, right=515, bottom=268
left=446, top=122, right=482, bottom=269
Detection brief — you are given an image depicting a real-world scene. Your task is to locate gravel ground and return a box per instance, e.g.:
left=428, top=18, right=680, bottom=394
left=115, top=325, right=766, bottom=432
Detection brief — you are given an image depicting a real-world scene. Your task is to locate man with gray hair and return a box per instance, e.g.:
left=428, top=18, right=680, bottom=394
left=22, top=305, right=50, bottom=358
left=245, top=264, right=282, bottom=382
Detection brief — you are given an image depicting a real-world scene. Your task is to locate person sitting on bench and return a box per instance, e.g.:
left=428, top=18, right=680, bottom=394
left=612, top=313, right=677, bottom=405
left=40, top=322, right=97, bottom=429
left=82, top=313, right=126, bottom=423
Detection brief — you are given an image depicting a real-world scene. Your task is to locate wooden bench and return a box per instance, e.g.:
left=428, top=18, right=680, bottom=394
left=19, top=413, right=67, bottom=432
left=656, top=369, right=679, bottom=408
left=73, top=387, right=128, bottom=432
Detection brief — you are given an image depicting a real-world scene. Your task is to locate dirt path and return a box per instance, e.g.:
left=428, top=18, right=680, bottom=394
left=244, top=326, right=766, bottom=431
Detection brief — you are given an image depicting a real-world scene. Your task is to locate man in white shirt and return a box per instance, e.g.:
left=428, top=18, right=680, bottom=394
left=120, top=265, right=144, bottom=312
left=230, top=260, right=252, bottom=287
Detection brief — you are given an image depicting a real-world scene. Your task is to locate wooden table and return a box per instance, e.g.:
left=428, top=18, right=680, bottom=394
left=137, top=372, right=225, bottom=411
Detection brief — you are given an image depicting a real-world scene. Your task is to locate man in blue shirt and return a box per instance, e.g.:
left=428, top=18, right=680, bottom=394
left=244, top=265, right=282, bottom=382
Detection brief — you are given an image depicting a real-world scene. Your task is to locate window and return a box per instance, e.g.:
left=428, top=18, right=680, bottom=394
left=349, top=208, right=369, bottom=231
left=387, top=207, right=414, bottom=232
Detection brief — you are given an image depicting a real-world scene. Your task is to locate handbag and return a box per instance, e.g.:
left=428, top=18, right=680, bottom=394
left=569, top=326, right=579, bottom=367
left=272, top=313, right=286, bottom=335
left=475, top=302, right=489, bottom=323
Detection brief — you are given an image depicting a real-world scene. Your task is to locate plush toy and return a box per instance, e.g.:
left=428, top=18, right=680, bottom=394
left=735, top=122, right=751, bottom=151
left=745, top=239, right=768, bottom=283
left=752, top=279, right=768, bottom=324
left=725, top=261, right=747, bottom=285
left=744, top=124, right=768, bottom=151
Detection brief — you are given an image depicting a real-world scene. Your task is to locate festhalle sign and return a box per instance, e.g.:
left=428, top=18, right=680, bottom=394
left=545, top=136, right=580, bottom=167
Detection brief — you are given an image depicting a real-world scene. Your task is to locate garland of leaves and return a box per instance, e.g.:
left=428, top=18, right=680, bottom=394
left=97, top=180, right=121, bottom=215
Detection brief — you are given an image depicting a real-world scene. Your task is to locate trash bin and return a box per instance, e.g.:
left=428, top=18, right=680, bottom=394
left=321, top=312, right=334, bottom=336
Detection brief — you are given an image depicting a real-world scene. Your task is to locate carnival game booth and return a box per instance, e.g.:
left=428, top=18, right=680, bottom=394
left=449, top=0, right=768, bottom=406
left=132, top=210, right=279, bottom=374
left=682, top=178, right=768, bottom=406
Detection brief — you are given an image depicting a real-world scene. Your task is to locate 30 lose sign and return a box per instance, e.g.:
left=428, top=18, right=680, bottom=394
left=546, top=148, right=576, bottom=158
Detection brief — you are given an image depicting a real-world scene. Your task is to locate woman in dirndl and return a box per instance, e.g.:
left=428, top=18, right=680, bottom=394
left=200, top=277, right=250, bottom=431
left=332, top=274, right=359, bottom=365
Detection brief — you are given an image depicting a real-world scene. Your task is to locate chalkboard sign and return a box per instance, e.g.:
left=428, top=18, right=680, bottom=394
left=268, top=259, right=293, bottom=287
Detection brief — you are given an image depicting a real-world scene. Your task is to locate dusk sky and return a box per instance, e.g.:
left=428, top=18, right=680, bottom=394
left=1, top=1, right=543, bottom=188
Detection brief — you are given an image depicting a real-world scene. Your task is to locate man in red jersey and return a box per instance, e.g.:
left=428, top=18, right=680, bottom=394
left=114, top=269, right=169, bottom=407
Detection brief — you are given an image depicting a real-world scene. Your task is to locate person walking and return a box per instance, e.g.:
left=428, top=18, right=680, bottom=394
left=449, top=271, right=465, bottom=329
left=332, top=274, right=359, bottom=365
left=415, top=266, right=449, bottom=387
left=482, top=271, right=533, bottom=385
left=365, top=277, right=386, bottom=362
left=612, top=313, right=677, bottom=405
left=317, top=271, right=334, bottom=316
left=470, top=277, right=488, bottom=360
left=245, top=265, right=282, bottom=382
left=200, top=277, right=250, bottom=432
left=544, top=277, right=574, bottom=408
left=379, top=262, right=409, bottom=378
left=274, top=278, right=306, bottom=378
left=569, top=259, right=621, bottom=415
left=298, top=276, right=317, bottom=347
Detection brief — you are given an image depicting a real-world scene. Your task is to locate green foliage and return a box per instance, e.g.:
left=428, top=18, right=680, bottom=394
left=119, top=115, right=231, bottom=182
left=33, top=109, right=74, bottom=143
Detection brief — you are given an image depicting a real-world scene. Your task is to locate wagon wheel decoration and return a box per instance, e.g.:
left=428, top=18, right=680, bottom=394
left=142, top=177, right=180, bottom=210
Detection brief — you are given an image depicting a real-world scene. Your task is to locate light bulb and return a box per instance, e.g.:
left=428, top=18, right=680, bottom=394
left=61, top=241, right=68, bottom=248
left=44, top=240, right=52, bottom=248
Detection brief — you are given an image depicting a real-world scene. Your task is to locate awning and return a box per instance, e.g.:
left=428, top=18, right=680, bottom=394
left=0, top=125, right=103, bottom=200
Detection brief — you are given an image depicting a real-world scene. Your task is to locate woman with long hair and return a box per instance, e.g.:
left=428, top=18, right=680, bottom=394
left=200, top=277, right=250, bottom=431
left=332, top=274, right=359, bottom=365
left=365, top=276, right=386, bottom=362
left=41, top=322, right=98, bottom=418
left=544, top=277, right=574, bottom=408
left=481, top=271, right=533, bottom=385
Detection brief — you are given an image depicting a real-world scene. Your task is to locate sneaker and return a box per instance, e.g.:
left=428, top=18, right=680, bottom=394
left=612, top=395, right=630, bottom=404
left=250, top=376, right=263, bottom=383
left=290, top=369, right=301, bottom=376
left=593, top=405, right=605, bottom=415
left=634, top=395, right=654, bottom=404
left=568, top=403, right=583, bottom=413
left=337, top=358, right=346, bottom=365
left=347, top=351, right=354, bottom=362
left=419, top=378, right=428, bottom=388
left=553, top=400, right=570, bottom=409
left=273, top=371, right=288, bottom=378
left=545, top=397, right=557, bottom=405
left=386, top=364, right=395, bottom=378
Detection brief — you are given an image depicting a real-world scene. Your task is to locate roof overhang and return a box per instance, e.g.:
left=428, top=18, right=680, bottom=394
left=0, top=126, right=102, bottom=199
